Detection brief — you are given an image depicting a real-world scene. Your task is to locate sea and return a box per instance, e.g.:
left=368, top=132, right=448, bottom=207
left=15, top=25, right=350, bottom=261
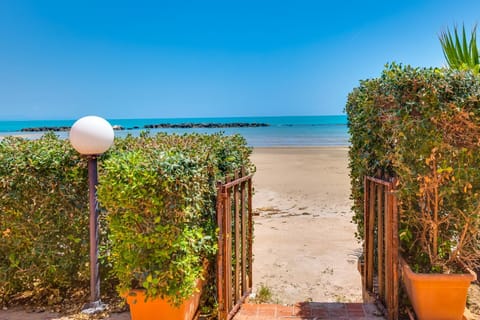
left=0, top=115, right=349, bottom=147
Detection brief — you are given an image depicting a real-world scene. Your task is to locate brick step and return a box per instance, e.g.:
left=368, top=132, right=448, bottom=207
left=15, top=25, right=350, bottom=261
left=232, top=302, right=385, bottom=319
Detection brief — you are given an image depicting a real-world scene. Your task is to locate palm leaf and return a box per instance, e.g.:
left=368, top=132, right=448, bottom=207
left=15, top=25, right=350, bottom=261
left=462, top=25, right=471, bottom=65
left=454, top=26, right=465, bottom=63
left=471, top=25, right=479, bottom=65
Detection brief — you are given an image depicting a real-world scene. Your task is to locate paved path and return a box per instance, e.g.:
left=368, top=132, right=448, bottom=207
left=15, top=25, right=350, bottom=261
left=232, top=302, right=385, bottom=320
left=1, top=302, right=386, bottom=319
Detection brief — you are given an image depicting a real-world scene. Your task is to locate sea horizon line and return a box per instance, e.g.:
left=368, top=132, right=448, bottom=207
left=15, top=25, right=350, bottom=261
left=0, top=114, right=347, bottom=122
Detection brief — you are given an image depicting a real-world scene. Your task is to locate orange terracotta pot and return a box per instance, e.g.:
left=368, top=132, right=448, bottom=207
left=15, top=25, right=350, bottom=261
left=125, top=281, right=202, bottom=320
left=401, top=261, right=475, bottom=320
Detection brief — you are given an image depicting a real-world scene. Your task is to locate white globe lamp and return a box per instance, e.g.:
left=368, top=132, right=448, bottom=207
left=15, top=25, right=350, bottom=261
left=70, top=116, right=114, bottom=155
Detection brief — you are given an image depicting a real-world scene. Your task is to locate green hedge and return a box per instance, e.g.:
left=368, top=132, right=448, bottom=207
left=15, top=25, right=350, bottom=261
left=346, top=63, right=480, bottom=272
left=0, top=132, right=253, bottom=308
left=0, top=133, right=91, bottom=306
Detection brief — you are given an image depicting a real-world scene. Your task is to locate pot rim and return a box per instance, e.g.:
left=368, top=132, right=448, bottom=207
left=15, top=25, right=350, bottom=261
left=400, top=257, right=477, bottom=282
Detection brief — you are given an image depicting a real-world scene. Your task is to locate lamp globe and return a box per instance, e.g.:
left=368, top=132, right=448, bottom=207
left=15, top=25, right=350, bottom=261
left=70, top=116, right=114, bottom=155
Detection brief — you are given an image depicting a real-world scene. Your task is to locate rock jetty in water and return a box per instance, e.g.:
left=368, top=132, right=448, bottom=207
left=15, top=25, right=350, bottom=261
left=21, top=125, right=125, bottom=132
left=20, top=122, right=269, bottom=132
left=21, top=126, right=71, bottom=132
left=143, top=122, right=269, bottom=129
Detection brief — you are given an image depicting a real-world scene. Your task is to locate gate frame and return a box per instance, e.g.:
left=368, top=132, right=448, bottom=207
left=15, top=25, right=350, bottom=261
left=216, top=169, right=253, bottom=320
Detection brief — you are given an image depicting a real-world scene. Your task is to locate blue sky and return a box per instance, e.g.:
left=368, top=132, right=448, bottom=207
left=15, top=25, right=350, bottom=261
left=0, top=0, right=479, bottom=120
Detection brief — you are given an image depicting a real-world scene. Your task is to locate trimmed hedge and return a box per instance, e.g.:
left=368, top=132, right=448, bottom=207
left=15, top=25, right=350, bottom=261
left=0, top=132, right=253, bottom=308
left=346, top=63, right=480, bottom=272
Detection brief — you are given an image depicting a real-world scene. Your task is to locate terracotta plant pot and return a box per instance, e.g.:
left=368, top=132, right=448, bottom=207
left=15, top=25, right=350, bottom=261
left=401, top=261, right=475, bottom=320
left=126, top=280, right=203, bottom=320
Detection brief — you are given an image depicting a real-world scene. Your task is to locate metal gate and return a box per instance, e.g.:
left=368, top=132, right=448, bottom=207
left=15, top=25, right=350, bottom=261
left=216, top=169, right=253, bottom=320
left=363, top=176, right=399, bottom=320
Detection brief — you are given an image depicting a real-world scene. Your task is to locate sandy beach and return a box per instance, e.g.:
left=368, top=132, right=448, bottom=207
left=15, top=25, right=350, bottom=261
left=0, top=146, right=362, bottom=319
left=250, top=147, right=362, bottom=304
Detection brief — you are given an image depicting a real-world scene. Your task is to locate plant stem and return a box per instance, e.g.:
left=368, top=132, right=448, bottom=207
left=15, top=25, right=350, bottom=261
left=432, top=158, right=439, bottom=264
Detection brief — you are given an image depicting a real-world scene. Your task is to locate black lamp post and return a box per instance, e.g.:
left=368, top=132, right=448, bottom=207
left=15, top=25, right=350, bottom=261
left=69, top=115, right=114, bottom=313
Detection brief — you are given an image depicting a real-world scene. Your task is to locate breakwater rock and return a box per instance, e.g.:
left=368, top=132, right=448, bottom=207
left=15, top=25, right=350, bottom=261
left=20, top=122, right=269, bottom=132
left=21, top=126, right=71, bottom=132
left=21, top=125, right=126, bottom=132
left=143, top=122, right=270, bottom=129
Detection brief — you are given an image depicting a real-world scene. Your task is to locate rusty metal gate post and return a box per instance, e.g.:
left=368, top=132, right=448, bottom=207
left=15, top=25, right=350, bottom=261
left=363, top=176, right=399, bottom=320
left=216, top=181, right=227, bottom=320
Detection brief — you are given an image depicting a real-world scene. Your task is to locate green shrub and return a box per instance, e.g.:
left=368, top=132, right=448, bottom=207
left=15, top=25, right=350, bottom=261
left=110, top=132, right=254, bottom=179
left=346, top=63, right=480, bottom=273
left=97, top=149, right=214, bottom=305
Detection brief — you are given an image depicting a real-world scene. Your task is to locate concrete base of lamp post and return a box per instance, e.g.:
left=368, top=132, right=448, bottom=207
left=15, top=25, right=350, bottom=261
left=82, top=300, right=107, bottom=314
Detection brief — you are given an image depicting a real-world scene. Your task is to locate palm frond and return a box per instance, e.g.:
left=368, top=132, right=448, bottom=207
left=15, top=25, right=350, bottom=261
left=439, top=24, right=479, bottom=73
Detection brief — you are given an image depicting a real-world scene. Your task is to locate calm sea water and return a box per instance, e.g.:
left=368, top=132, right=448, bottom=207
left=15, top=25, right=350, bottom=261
left=0, top=115, right=349, bottom=147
